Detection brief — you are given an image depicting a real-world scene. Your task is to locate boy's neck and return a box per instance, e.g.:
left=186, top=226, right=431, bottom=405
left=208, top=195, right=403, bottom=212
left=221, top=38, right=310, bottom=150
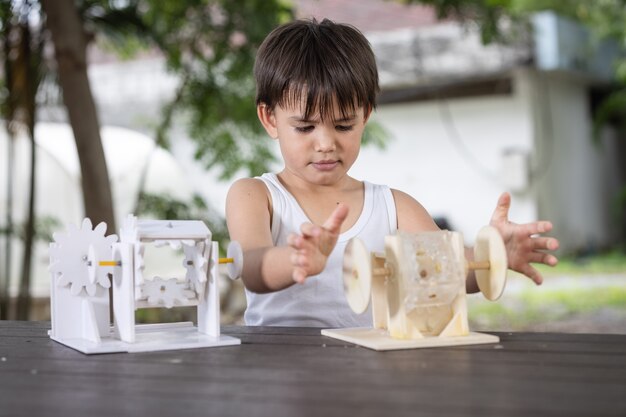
left=275, top=170, right=365, bottom=232
left=276, top=170, right=360, bottom=194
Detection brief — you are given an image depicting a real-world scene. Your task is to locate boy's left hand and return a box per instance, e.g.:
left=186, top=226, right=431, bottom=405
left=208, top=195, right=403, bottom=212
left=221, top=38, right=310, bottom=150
left=489, top=192, right=559, bottom=285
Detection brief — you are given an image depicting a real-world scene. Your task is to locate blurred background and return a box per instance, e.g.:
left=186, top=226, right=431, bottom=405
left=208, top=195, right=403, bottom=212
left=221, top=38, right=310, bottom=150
left=1, top=0, right=625, bottom=333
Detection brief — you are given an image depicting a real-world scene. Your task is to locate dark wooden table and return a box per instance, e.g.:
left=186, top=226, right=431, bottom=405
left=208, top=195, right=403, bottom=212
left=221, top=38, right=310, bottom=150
left=1, top=321, right=625, bottom=417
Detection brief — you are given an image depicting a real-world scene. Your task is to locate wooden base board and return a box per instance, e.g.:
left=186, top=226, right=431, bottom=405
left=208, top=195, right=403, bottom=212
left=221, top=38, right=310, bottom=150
left=321, top=327, right=499, bottom=351
left=50, top=322, right=241, bottom=354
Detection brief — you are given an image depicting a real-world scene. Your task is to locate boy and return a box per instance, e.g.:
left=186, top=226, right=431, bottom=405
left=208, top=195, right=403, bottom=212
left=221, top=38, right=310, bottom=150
left=226, top=18, right=559, bottom=327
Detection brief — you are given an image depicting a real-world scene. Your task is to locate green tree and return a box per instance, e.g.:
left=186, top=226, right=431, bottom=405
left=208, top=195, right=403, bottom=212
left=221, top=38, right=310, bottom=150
left=136, top=0, right=293, bottom=177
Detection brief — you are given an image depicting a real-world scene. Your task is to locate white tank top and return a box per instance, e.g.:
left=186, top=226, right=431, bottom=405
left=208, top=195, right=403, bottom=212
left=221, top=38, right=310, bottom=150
left=244, top=173, right=397, bottom=328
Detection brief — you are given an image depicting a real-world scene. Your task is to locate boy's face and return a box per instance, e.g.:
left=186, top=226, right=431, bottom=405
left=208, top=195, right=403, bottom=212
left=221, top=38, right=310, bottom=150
left=258, top=100, right=370, bottom=187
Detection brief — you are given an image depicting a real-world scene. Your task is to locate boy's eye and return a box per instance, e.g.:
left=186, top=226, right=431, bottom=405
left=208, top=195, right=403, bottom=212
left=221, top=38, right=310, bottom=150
left=336, top=125, right=354, bottom=132
left=295, top=126, right=314, bottom=133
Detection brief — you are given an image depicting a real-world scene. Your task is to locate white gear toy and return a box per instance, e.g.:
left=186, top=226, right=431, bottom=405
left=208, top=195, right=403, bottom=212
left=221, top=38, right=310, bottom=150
left=48, top=214, right=244, bottom=354
left=50, top=219, right=118, bottom=297
left=322, top=226, right=508, bottom=351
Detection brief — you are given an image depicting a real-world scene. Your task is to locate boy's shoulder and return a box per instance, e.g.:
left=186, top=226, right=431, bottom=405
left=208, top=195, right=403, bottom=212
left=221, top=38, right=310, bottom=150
left=389, top=188, right=440, bottom=232
left=228, top=177, right=268, bottom=196
left=226, top=177, right=272, bottom=216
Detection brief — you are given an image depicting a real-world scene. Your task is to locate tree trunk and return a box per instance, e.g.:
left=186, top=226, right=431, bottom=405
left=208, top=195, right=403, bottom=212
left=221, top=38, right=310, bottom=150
left=40, top=0, right=116, bottom=234
left=15, top=127, right=35, bottom=320
left=1, top=128, right=14, bottom=320
left=15, top=21, right=37, bottom=320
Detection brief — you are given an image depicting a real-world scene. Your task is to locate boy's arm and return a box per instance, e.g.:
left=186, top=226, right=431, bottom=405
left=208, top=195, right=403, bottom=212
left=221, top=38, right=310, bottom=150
left=226, top=178, right=348, bottom=293
left=226, top=178, right=295, bottom=293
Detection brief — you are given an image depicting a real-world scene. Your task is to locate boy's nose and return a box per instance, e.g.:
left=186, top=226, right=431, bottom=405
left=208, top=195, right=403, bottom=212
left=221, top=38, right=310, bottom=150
left=315, top=130, right=336, bottom=152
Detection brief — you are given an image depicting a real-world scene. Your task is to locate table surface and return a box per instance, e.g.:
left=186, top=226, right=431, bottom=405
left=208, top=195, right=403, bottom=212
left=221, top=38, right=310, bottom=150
left=1, top=320, right=625, bottom=417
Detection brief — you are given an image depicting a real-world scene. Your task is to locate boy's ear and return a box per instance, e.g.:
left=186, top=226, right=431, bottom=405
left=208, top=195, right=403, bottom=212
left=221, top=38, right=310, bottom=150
left=257, top=104, right=278, bottom=139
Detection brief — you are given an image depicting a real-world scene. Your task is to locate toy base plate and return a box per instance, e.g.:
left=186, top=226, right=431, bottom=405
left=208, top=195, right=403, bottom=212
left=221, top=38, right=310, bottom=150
left=321, top=327, right=499, bottom=351
left=51, top=322, right=240, bottom=354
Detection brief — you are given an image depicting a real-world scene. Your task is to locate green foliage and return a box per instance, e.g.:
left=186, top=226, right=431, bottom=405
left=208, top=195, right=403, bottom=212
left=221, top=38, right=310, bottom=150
left=0, top=215, right=61, bottom=243
left=362, top=120, right=391, bottom=149
left=78, top=0, right=152, bottom=57
left=131, top=0, right=293, bottom=178
left=593, top=89, right=626, bottom=139
left=63, top=0, right=294, bottom=179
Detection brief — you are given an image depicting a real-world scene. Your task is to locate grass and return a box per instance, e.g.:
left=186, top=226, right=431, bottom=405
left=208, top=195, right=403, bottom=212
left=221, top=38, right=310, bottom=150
left=469, top=250, right=626, bottom=331
left=468, top=285, right=626, bottom=330
left=536, top=249, right=626, bottom=276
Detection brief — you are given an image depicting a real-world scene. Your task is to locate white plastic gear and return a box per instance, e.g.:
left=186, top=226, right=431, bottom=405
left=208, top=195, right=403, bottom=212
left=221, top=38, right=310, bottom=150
left=49, top=218, right=118, bottom=297
left=182, top=241, right=208, bottom=298
left=140, top=277, right=195, bottom=308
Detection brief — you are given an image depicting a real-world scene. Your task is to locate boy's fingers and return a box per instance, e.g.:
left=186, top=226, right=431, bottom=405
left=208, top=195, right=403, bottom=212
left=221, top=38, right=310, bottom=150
left=322, top=203, right=349, bottom=233
left=521, top=221, right=553, bottom=236
left=519, top=264, right=543, bottom=285
left=527, top=251, right=558, bottom=266
left=532, top=236, right=559, bottom=251
left=490, top=192, right=511, bottom=224
left=292, top=268, right=306, bottom=283
left=290, top=252, right=300, bottom=267
left=287, top=233, right=302, bottom=249
left=300, top=223, right=320, bottom=238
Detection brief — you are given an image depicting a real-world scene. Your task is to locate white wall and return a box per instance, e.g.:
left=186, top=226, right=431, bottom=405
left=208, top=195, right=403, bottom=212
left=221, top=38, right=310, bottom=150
left=352, top=71, right=537, bottom=245
left=532, top=71, right=622, bottom=251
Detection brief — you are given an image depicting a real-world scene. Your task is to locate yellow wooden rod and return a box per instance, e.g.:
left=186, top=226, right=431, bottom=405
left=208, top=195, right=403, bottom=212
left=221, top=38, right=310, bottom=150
left=467, top=260, right=490, bottom=270
left=99, top=261, right=120, bottom=267
left=219, top=258, right=234, bottom=264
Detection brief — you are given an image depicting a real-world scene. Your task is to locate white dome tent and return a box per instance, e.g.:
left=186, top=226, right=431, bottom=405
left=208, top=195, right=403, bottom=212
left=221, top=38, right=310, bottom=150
left=0, top=122, right=196, bottom=305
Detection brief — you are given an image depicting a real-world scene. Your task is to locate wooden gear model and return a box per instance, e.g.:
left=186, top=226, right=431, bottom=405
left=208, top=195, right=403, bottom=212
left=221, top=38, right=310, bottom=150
left=322, top=226, right=508, bottom=351
left=48, top=215, right=243, bottom=354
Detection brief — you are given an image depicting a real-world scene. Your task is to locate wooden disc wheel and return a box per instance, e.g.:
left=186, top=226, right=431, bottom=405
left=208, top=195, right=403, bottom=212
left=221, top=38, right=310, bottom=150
left=343, top=238, right=373, bottom=314
left=473, top=226, right=507, bottom=301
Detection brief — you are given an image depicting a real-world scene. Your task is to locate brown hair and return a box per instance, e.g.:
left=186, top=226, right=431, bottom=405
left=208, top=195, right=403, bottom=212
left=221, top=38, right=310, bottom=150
left=254, top=18, right=379, bottom=121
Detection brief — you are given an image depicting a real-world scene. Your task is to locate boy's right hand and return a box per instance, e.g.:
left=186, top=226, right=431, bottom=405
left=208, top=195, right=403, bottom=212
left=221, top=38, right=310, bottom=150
left=287, top=203, right=349, bottom=283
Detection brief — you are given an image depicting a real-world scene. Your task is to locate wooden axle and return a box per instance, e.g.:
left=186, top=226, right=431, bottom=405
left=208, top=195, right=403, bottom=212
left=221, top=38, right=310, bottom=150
left=467, top=260, right=490, bottom=270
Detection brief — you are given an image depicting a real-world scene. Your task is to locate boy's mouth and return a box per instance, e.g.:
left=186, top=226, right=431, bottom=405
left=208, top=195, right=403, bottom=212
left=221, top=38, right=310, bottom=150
left=311, top=160, right=339, bottom=171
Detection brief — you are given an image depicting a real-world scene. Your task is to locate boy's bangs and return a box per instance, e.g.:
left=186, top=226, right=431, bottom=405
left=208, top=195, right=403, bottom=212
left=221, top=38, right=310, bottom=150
left=281, top=81, right=362, bottom=122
